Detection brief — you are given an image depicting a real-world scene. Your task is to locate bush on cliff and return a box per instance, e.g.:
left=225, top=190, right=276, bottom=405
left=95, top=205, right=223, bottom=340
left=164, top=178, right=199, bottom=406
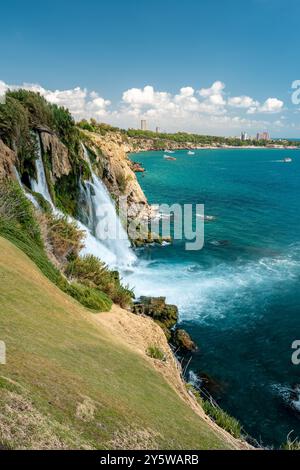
left=0, top=181, right=42, bottom=245
left=0, top=96, right=37, bottom=174
left=66, top=254, right=134, bottom=308
left=40, top=212, right=85, bottom=265
left=67, top=282, right=112, bottom=312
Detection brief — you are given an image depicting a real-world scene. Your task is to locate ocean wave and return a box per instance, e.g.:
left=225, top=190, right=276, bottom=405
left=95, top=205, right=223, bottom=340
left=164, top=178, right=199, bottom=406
left=272, top=383, right=300, bottom=413
left=123, top=244, right=300, bottom=323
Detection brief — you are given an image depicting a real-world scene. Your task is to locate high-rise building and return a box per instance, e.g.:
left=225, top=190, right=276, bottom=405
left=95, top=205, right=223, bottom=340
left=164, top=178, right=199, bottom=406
left=156, top=127, right=160, bottom=133
left=256, top=131, right=270, bottom=141
left=241, top=131, right=248, bottom=141
left=141, top=119, right=147, bottom=131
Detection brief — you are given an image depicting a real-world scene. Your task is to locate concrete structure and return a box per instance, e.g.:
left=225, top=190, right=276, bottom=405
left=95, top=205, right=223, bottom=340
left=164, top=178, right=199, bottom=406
left=256, top=131, right=270, bottom=141
left=141, top=120, right=147, bottom=131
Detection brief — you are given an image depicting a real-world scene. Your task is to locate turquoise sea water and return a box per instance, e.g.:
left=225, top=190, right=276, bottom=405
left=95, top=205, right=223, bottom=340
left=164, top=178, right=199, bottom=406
left=129, top=148, right=300, bottom=448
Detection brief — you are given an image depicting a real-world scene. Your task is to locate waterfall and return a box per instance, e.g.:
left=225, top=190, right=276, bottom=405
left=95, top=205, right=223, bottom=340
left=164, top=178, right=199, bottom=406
left=30, top=134, right=54, bottom=209
left=14, top=167, right=40, bottom=208
left=24, top=134, right=136, bottom=269
left=80, top=145, right=136, bottom=267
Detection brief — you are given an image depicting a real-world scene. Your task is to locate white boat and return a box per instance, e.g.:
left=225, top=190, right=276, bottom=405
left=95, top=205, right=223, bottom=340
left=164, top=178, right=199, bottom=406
left=284, top=157, right=292, bottom=163
left=164, top=149, right=175, bottom=154
left=187, top=151, right=195, bottom=155
left=163, top=155, right=176, bottom=161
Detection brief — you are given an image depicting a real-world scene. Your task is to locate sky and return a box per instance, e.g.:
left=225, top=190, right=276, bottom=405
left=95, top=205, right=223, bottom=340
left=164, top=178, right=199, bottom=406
left=0, top=0, right=300, bottom=137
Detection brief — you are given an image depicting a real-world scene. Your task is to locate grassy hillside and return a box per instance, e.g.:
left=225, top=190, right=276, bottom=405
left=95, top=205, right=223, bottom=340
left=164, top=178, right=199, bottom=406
left=0, top=237, right=234, bottom=450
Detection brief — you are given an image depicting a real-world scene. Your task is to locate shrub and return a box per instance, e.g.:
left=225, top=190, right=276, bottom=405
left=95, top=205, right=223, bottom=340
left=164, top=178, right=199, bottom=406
left=0, top=96, right=36, bottom=171
left=0, top=181, right=42, bottom=245
left=32, top=192, right=52, bottom=214
left=44, top=213, right=84, bottom=263
left=146, top=346, right=166, bottom=361
left=202, top=399, right=242, bottom=439
left=282, top=433, right=300, bottom=450
left=66, top=255, right=134, bottom=308
left=7, top=89, right=53, bottom=129
left=116, top=173, right=127, bottom=193
left=66, top=282, right=112, bottom=312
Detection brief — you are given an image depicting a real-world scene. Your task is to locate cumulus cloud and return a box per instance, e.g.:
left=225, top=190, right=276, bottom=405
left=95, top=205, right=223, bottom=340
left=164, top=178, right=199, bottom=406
left=257, top=97, right=284, bottom=113
left=0, top=81, right=111, bottom=119
left=0, top=79, right=286, bottom=134
left=198, top=81, right=226, bottom=107
left=122, top=85, right=170, bottom=109
left=228, top=95, right=259, bottom=108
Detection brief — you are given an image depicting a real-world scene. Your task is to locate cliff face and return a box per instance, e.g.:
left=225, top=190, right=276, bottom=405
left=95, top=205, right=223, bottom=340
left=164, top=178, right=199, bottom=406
left=82, top=130, right=152, bottom=221
left=39, top=130, right=72, bottom=180
left=0, top=139, right=17, bottom=180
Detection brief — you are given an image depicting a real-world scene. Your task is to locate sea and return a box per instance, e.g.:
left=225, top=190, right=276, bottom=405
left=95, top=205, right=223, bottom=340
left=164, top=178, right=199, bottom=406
left=127, top=147, right=300, bottom=448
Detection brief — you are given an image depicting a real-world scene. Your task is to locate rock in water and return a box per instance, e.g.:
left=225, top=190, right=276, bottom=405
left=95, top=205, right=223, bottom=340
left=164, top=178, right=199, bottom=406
left=173, top=329, right=198, bottom=352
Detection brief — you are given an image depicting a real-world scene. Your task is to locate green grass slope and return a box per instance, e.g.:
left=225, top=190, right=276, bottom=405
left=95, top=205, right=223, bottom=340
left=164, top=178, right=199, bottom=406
left=0, top=237, right=232, bottom=450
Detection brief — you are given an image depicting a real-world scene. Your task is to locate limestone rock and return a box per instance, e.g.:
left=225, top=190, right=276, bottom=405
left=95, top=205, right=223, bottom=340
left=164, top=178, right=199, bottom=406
left=0, top=139, right=17, bottom=180
left=81, top=130, right=151, bottom=222
left=40, top=131, right=71, bottom=179
left=173, top=329, right=198, bottom=352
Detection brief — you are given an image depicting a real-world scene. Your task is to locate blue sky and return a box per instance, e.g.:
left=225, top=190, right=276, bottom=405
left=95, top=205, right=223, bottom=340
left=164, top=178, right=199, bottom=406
left=1, top=0, right=299, bottom=136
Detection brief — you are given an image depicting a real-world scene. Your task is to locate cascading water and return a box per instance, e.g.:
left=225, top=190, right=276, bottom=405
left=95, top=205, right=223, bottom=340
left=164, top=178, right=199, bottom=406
left=80, top=145, right=136, bottom=267
left=24, top=134, right=136, bottom=269
left=30, top=134, right=54, bottom=209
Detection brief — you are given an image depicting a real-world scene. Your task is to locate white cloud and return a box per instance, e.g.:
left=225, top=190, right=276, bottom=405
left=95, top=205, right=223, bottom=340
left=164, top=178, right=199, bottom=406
left=228, top=95, right=259, bottom=108
left=0, top=81, right=111, bottom=119
left=198, top=81, right=226, bottom=107
left=122, top=85, right=170, bottom=109
left=0, top=79, right=287, bottom=135
left=258, top=97, right=284, bottom=113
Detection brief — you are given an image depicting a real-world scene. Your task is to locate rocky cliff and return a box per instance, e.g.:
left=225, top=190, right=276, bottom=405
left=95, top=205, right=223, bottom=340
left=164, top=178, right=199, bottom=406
left=39, top=129, right=72, bottom=180
left=81, top=129, right=153, bottom=222
left=0, top=139, right=17, bottom=180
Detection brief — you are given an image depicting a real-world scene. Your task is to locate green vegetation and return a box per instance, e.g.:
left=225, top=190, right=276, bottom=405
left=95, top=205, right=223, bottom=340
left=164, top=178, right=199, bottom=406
left=186, top=384, right=242, bottom=439
left=0, top=89, right=83, bottom=216
left=0, top=182, right=110, bottom=312
left=77, top=118, right=300, bottom=148
left=146, top=346, right=166, bottom=361
left=66, top=255, right=134, bottom=309
left=67, top=282, right=112, bottom=312
left=0, top=236, right=233, bottom=449
left=281, top=433, right=300, bottom=450
left=0, top=95, right=37, bottom=177
left=202, top=399, right=242, bottom=439
left=43, top=213, right=84, bottom=264
left=77, top=119, right=125, bottom=136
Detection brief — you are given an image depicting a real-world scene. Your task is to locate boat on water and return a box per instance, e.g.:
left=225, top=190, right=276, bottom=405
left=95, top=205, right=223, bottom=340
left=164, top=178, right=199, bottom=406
left=164, top=149, right=175, bottom=154
left=284, top=157, right=293, bottom=163
left=187, top=151, right=195, bottom=155
left=163, top=155, right=177, bottom=161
